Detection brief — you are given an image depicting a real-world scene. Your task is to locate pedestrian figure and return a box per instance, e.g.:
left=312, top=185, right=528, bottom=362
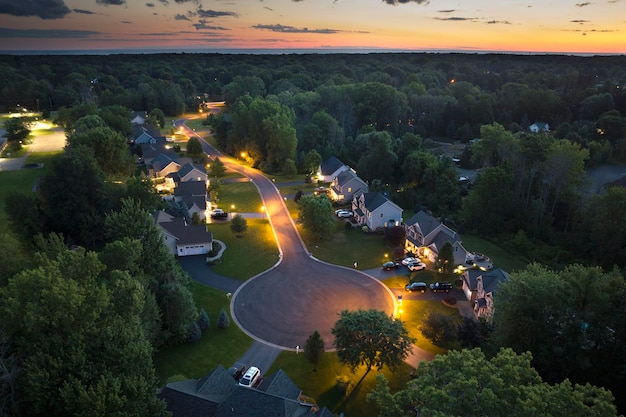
left=353, top=261, right=358, bottom=269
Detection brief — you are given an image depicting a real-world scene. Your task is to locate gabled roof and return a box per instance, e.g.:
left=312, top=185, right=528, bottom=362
left=176, top=163, right=207, bottom=179
left=158, top=218, right=212, bottom=245
left=464, top=268, right=509, bottom=293
left=362, top=192, right=400, bottom=212
left=151, top=153, right=179, bottom=172
left=257, top=369, right=301, bottom=400
left=405, top=210, right=440, bottom=236
left=428, top=228, right=460, bottom=255
left=181, top=195, right=207, bottom=211
left=175, top=181, right=207, bottom=197
left=320, top=156, right=345, bottom=176
left=141, top=137, right=173, bottom=160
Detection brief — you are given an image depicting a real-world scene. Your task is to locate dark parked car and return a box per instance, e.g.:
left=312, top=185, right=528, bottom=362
left=405, top=282, right=427, bottom=293
left=430, top=282, right=454, bottom=293
left=382, top=261, right=402, bottom=270
left=211, top=208, right=228, bottom=219
left=227, top=362, right=246, bottom=381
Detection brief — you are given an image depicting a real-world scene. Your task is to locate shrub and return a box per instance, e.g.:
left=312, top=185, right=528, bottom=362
left=443, top=296, right=457, bottom=305
left=217, top=308, right=230, bottom=329
left=197, top=308, right=210, bottom=330
left=185, top=322, right=202, bottom=343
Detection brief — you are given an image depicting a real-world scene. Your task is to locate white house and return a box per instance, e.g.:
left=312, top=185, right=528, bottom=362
left=330, top=169, right=368, bottom=204
left=154, top=211, right=213, bottom=256
left=317, top=156, right=350, bottom=183
left=149, top=154, right=181, bottom=179
left=171, top=163, right=208, bottom=185
left=529, top=121, right=550, bottom=133
left=351, top=191, right=403, bottom=230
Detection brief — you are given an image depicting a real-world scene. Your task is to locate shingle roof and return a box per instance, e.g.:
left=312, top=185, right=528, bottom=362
left=320, top=156, right=345, bottom=176
left=151, top=153, right=178, bottom=172
left=464, top=268, right=509, bottom=293
left=362, top=192, right=390, bottom=212
left=174, top=181, right=207, bottom=197
left=257, top=369, right=301, bottom=400
left=157, top=217, right=213, bottom=245
left=176, top=163, right=207, bottom=180
left=405, top=210, right=440, bottom=235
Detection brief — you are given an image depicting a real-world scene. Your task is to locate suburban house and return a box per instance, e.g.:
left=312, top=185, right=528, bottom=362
left=171, top=162, right=208, bottom=185
left=317, top=156, right=350, bottom=183
left=461, top=268, right=510, bottom=320
left=351, top=191, right=403, bottom=230
left=160, top=365, right=334, bottom=417
left=130, top=110, right=146, bottom=126
left=174, top=180, right=210, bottom=221
left=529, top=121, right=550, bottom=133
left=404, top=210, right=465, bottom=265
left=330, top=169, right=368, bottom=203
left=140, top=137, right=174, bottom=165
left=134, top=130, right=156, bottom=145
left=149, top=154, right=181, bottom=179
left=154, top=211, right=213, bottom=256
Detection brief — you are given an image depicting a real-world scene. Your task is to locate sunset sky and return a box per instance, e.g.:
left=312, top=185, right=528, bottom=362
left=0, top=0, right=623, bottom=54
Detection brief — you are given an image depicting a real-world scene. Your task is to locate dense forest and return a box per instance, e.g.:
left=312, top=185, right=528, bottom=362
left=1, top=52, right=626, bottom=415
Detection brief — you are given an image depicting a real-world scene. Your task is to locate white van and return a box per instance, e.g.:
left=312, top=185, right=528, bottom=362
left=238, top=366, right=261, bottom=387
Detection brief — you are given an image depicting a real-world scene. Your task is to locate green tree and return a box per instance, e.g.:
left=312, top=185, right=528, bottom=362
left=303, top=149, right=322, bottom=176
left=67, top=125, right=134, bottom=177
left=331, top=309, right=415, bottom=374
left=434, top=241, right=455, bottom=276
left=210, top=157, right=226, bottom=177
left=304, top=330, right=325, bottom=371
left=297, top=194, right=334, bottom=241
left=147, top=108, right=165, bottom=128
left=217, top=308, right=230, bottom=329
left=0, top=246, right=165, bottom=416
left=0, top=233, right=28, bottom=287
left=230, top=214, right=248, bottom=237
left=367, top=348, right=619, bottom=417
left=3, top=117, right=30, bottom=149
left=186, top=136, right=203, bottom=155
left=419, top=312, right=458, bottom=347
left=282, top=158, right=297, bottom=176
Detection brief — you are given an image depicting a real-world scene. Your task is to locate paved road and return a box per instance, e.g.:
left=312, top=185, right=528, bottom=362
left=175, top=117, right=395, bottom=351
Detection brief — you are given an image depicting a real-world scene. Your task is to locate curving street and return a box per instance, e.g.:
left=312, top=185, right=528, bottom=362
left=175, top=116, right=395, bottom=350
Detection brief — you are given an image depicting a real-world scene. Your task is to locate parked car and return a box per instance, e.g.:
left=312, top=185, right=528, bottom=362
left=335, top=209, right=352, bottom=218
left=401, top=257, right=419, bottom=265
left=227, top=362, right=246, bottom=381
left=238, top=366, right=261, bottom=388
left=211, top=208, right=228, bottom=219
left=407, top=261, right=426, bottom=272
left=430, top=282, right=454, bottom=293
left=405, top=282, right=427, bottom=293
left=382, top=261, right=402, bottom=270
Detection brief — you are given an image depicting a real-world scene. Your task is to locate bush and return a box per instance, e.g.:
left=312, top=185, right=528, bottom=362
left=420, top=312, right=457, bottom=347
left=217, top=308, right=230, bottom=329
left=185, top=322, right=202, bottom=343
left=443, top=296, right=457, bottom=305
left=344, top=221, right=353, bottom=230
left=197, top=308, right=210, bottom=330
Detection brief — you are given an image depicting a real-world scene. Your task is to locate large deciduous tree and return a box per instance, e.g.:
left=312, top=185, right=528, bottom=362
left=0, top=246, right=165, bottom=417
left=67, top=125, right=134, bottom=178
left=297, top=194, right=334, bottom=241
left=332, top=309, right=414, bottom=374
left=3, top=117, right=30, bottom=149
left=367, top=348, right=619, bottom=417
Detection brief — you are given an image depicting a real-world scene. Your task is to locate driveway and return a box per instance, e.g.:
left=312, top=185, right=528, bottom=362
left=176, top=117, right=395, bottom=351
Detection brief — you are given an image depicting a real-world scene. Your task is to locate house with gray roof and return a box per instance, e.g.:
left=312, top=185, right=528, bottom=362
left=174, top=181, right=209, bottom=221
left=154, top=211, right=213, bottom=256
left=149, top=154, right=181, bottom=179
left=330, top=169, right=368, bottom=204
left=461, top=268, right=510, bottom=320
left=317, top=156, right=350, bottom=183
left=171, top=163, right=208, bottom=185
left=529, top=121, right=550, bottom=133
left=160, top=366, right=334, bottom=417
left=351, top=191, right=403, bottom=230
left=404, top=210, right=465, bottom=265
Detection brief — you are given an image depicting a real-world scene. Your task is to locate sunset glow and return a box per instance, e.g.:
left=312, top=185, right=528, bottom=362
left=0, top=0, right=623, bottom=54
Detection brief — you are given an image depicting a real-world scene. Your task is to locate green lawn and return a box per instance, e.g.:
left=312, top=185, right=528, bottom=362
left=153, top=281, right=253, bottom=384
left=208, top=219, right=279, bottom=280
left=461, top=234, right=529, bottom=273
left=267, top=351, right=414, bottom=417
left=214, top=180, right=264, bottom=214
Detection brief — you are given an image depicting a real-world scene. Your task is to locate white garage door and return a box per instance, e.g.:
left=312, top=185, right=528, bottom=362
left=179, top=245, right=208, bottom=256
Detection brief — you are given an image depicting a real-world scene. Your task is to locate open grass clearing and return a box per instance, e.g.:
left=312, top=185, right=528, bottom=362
left=401, top=299, right=459, bottom=355
left=268, top=351, right=413, bottom=417
left=154, top=281, right=252, bottom=384
left=461, top=234, right=529, bottom=273
left=208, top=218, right=279, bottom=280
left=214, top=180, right=264, bottom=214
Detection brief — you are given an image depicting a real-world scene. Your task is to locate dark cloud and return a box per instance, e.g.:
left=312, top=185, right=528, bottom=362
left=264, top=7, right=274, bottom=11
left=175, top=13, right=190, bottom=20
left=486, top=20, right=511, bottom=24
left=174, top=0, right=201, bottom=5
left=0, top=0, right=71, bottom=19
left=159, top=0, right=169, bottom=4
left=0, top=27, right=99, bottom=38
left=193, top=19, right=229, bottom=30
left=433, top=16, right=478, bottom=21
left=73, top=8, right=96, bottom=14
left=438, top=9, right=456, bottom=13
left=96, top=0, right=126, bottom=5
left=382, top=0, right=430, bottom=4
left=575, top=2, right=592, bottom=6
left=571, top=19, right=589, bottom=23
left=252, top=23, right=341, bottom=34
left=197, top=9, right=239, bottom=18
left=146, top=3, right=155, bottom=7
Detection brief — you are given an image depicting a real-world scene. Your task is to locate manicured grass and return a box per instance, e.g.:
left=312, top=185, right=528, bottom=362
left=305, top=225, right=395, bottom=270
left=267, top=351, right=414, bottom=417
left=461, top=234, right=529, bottom=272
left=208, top=219, right=279, bottom=280
left=0, top=152, right=61, bottom=234
left=154, top=281, right=253, bottom=384
left=401, top=299, right=460, bottom=355
left=214, top=180, right=264, bottom=214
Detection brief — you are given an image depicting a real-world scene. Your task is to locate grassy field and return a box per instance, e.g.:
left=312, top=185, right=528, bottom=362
left=461, top=234, right=529, bottom=273
left=214, top=180, right=264, bottom=214
left=153, top=281, right=253, bottom=384
left=208, top=219, right=279, bottom=280
left=268, top=350, right=414, bottom=417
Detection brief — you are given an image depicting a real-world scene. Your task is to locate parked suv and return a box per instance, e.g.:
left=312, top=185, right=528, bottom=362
left=430, top=282, right=453, bottom=293
left=238, top=366, right=261, bottom=388
left=405, top=282, right=427, bottom=293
